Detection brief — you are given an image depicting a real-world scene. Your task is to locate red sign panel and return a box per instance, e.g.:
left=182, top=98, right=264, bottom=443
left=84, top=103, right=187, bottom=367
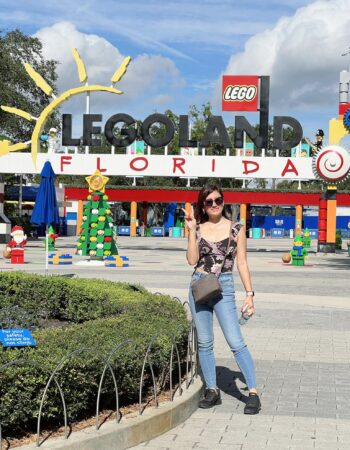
left=222, top=76, right=259, bottom=111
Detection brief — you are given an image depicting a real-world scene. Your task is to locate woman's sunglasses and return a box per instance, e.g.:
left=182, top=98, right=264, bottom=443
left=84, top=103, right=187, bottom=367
left=204, top=196, right=224, bottom=207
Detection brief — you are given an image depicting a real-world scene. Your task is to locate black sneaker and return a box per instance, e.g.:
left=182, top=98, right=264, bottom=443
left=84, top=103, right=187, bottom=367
left=244, top=393, right=261, bottom=415
left=198, top=388, right=222, bottom=409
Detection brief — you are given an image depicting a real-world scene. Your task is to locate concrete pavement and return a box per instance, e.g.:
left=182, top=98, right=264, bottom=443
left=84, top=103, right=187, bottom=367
left=1, top=235, right=350, bottom=449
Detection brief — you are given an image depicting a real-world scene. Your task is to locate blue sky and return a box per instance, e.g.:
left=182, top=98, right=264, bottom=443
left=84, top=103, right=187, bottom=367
left=1, top=0, right=350, bottom=142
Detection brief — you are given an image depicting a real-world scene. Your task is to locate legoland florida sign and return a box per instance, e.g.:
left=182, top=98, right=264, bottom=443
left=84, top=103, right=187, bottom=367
left=0, top=49, right=349, bottom=183
left=0, top=152, right=316, bottom=179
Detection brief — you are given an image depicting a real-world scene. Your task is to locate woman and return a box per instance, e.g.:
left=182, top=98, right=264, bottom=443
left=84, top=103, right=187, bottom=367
left=182, top=184, right=261, bottom=414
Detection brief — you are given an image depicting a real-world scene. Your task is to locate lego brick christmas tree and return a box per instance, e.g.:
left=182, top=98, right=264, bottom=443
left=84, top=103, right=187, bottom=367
left=76, top=170, right=118, bottom=258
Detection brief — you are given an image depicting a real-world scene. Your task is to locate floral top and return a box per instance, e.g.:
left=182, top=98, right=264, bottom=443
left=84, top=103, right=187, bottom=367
left=195, top=221, right=243, bottom=274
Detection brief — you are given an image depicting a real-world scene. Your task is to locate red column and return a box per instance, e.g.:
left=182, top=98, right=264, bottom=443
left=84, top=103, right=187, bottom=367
left=318, top=198, right=327, bottom=244
left=317, top=188, right=337, bottom=253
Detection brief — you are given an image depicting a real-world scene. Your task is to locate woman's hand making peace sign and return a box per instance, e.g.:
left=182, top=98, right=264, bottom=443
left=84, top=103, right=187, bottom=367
left=181, top=206, right=197, bottom=232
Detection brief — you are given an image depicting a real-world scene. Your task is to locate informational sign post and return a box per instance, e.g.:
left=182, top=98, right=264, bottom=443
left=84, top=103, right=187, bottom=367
left=0, top=329, right=36, bottom=348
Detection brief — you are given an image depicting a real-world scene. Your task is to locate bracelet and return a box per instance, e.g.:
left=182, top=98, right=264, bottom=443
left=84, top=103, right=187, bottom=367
left=246, top=291, right=255, bottom=297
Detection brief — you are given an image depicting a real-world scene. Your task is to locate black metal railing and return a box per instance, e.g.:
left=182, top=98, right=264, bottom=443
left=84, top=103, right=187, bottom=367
left=0, top=298, right=198, bottom=449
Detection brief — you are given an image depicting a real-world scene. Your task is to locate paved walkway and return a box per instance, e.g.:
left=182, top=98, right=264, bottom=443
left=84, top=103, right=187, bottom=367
left=128, top=239, right=350, bottom=450
left=2, top=236, right=350, bottom=449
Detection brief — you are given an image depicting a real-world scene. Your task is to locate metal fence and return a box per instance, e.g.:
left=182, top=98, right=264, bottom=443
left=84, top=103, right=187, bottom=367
left=0, top=298, right=198, bottom=449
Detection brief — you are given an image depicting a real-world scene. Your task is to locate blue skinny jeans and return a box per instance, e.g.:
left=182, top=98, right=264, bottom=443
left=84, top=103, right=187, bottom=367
left=189, top=271, right=257, bottom=389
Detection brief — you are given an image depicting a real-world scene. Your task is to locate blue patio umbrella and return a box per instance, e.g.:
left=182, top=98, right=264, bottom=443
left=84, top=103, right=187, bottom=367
left=31, top=161, right=59, bottom=227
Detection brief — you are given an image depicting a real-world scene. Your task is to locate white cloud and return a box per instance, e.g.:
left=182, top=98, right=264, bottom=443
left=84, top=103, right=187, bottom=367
left=72, top=0, right=312, bottom=52
left=150, top=94, right=173, bottom=106
left=218, top=0, right=350, bottom=112
left=35, top=22, right=123, bottom=92
left=34, top=22, right=184, bottom=121
left=0, top=0, right=314, bottom=59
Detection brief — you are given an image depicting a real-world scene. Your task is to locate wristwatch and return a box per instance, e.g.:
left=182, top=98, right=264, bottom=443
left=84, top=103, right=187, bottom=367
left=246, top=291, right=255, bottom=297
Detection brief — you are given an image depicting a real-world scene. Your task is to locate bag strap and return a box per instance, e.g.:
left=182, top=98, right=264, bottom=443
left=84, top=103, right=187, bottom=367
left=192, top=225, right=200, bottom=275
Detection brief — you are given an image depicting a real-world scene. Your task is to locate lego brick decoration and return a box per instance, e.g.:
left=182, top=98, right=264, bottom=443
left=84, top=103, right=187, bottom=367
left=48, top=253, right=73, bottom=265
left=104, top=255, right=129, bottom=267
left=76, top=170, right=118, bottom=258
left=11, top=248, right=24, bottom=264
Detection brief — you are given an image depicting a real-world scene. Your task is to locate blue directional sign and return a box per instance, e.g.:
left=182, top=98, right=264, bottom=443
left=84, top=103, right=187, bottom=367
left=309, top=229, right=318, bottom=239
left=0, top=329, right=36, bottom=347
left=271, top=228, right=284, bottom=238
left=151, top=227, right=164, bottom=236
left=118, top=226, right=130, bottom=236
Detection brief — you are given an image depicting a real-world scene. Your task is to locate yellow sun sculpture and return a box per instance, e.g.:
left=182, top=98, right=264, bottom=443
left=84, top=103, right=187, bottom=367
left=0, top=49, right=131, bottom=169
left=86, top=170, right=109, bottom=193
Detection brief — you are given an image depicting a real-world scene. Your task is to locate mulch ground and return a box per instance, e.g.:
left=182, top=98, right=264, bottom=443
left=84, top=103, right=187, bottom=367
left=2, top=388, right=176, bottom=449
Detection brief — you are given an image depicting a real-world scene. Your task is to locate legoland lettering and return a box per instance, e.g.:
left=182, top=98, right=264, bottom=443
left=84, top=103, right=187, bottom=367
left=61, top=112, right=303, bottom=152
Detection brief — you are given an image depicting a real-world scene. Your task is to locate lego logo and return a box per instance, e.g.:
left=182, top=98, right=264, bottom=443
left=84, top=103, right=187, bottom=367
left=223, top=85, right=257, bottom=102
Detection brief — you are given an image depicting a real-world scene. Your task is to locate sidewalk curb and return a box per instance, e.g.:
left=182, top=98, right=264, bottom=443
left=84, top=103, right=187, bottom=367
left=20, top=378, right=203, bottom=450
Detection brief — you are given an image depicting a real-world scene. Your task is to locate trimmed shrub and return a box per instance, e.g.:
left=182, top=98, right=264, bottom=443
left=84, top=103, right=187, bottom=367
left=0, top=273, right=189, bottom=434
left=0, top=273, right=183, bottom=324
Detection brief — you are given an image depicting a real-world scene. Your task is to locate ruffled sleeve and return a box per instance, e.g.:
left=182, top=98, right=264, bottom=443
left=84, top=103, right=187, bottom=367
left=231, top=221, right=243, bottom=241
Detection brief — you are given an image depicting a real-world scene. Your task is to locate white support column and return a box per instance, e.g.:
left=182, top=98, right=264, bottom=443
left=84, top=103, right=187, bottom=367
left=85, top=81, right=90, bottom=154
left=0, top=182, right=11, bottom=244
left=0, top=183, right=4, bottom=215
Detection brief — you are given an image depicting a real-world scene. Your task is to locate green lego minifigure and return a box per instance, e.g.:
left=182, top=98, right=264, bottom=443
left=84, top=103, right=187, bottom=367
left=290, top=235, right=308, bottom=266
left=44, top=225, right=59, bottom=251
left=302, top=228, right=311, bottom=248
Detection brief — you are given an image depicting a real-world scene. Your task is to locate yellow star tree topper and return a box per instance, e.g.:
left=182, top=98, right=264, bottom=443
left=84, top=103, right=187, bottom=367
left=86, top=170, right=109, bottom=193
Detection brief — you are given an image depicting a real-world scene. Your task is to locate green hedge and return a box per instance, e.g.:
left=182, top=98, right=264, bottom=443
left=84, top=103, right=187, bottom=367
left=0, top=272, right=180, bottom=324
left=0, top=273, right=189, bottom=434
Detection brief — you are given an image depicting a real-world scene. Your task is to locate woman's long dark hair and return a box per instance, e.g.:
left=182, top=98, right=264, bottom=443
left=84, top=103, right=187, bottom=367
left=194, top=184, right=226, bottom=223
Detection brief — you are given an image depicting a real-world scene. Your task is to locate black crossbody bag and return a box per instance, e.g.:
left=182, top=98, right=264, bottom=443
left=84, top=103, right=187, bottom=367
left=191, top=225, right=232, bottom=304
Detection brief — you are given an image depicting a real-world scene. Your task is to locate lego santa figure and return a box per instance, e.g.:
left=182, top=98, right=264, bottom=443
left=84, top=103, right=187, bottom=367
left=7, top=226, right=27, bottom=264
